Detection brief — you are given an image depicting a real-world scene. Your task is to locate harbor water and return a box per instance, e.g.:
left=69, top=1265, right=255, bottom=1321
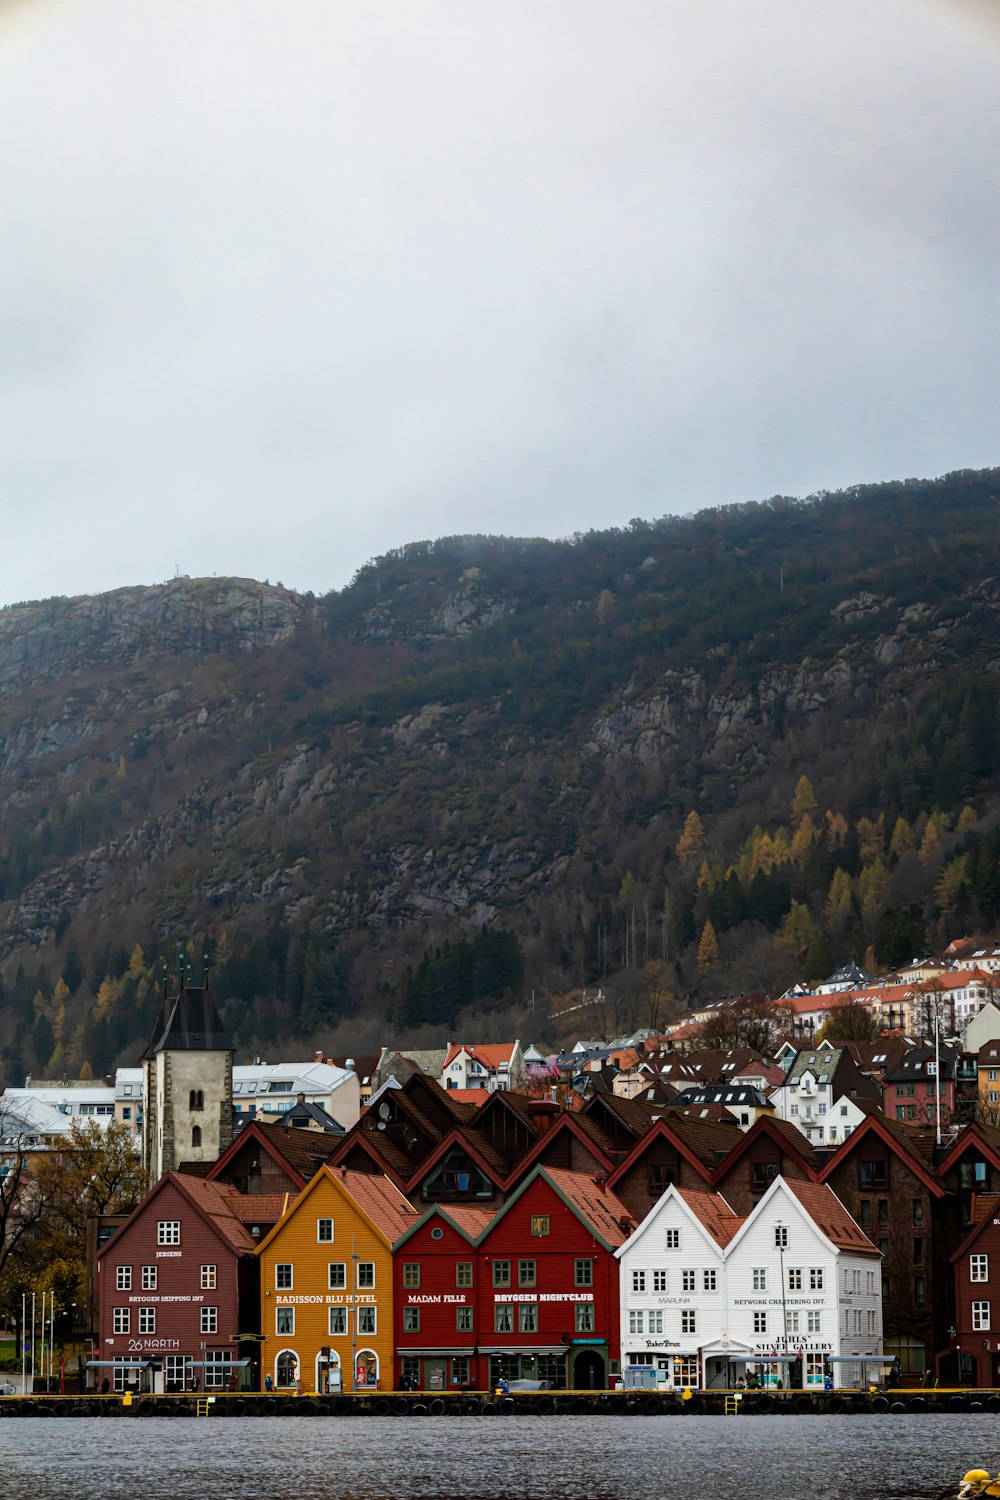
left=0, top=1413, right=993, bottom=1499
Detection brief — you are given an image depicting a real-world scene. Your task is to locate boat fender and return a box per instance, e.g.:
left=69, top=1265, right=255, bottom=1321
left=480, top=1400, right=498, bottom=1415
left=824, top=1396, right=844, bottom=1414
left=373, top=1398, right=392, bottom=1416
left=411, top=1402, right=429, bottom=1416
left=871, top=1396, right=890, bottom=1413
left=535, top=1397, right=555, bottom=1416
left=889, top=1401, right=906, bottom=1414
left=429, top=1399, right=446, bottom=1416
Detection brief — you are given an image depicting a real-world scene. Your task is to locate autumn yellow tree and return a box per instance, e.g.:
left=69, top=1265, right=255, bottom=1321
left=676, top=811, right=705, bottom=865
left=697, top=920, right=720, bottom=971
left=889, top=817, right=916, bottom=859
left=855, top=815, right=884, bottom=865
left=825, top=868, right=854, bottom=930
left=919, top=819, right=943, bottom=865
left=779, top=901, right=816, bottom=961
left=790, top=775, right=818, bottom=829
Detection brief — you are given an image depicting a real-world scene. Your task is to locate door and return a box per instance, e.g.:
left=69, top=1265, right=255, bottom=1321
left=425, top=1358, right=446, bottom=1391
left=573, top=1349, right=605, bottom=1390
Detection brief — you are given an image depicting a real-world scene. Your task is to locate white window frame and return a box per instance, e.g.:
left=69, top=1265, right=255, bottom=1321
left=157, top=1221, right=181, bottom=1246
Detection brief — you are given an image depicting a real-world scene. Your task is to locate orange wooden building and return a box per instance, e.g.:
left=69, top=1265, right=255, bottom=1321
left=256, top=1164, right=417, bottom=1393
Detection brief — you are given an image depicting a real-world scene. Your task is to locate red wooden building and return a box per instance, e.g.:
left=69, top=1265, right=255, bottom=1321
left=95, top=1173, right=267, bottom=1393
left=392, top=1166, right=633, bottom=1391
left=946, top=1194, right=1000, bottom=1388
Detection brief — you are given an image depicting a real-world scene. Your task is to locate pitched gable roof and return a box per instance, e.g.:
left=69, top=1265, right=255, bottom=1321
left=781, top=1179, right=880, bottom=1256
left=255, top=1164, right=418, bottom=1254
left=675, top=1186, right=743, bottom=1247
left=100, top=1172, right=259, bottom=1262
left=483, top=1165, right=634, bottom=1252
left=709, top=1114, right=821, bottom=1185
left=817, top=1112, right=945, bottom=1197
left=146, top=983, right=230, bottom=1055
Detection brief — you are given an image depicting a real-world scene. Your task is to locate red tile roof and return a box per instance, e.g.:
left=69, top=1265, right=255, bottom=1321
left=437, top=1205, right=498, bottom=1238
left=168, top=1175, right=260, bottom=1255
left=783, top=1179, right=879, bottom=1255
left=543, top=1167, right=635, bottom=1246
left=675, top=1187, right=743, bottom=1247
left=321, top=1166, right=420, bottom=1243
left=441, top=1042, right=518, bottom=1072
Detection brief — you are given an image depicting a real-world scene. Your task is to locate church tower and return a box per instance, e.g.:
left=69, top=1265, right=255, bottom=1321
left=141, top=979, right=234, bottom=1189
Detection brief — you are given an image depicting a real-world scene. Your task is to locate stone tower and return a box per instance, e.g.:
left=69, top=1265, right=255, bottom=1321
left=141, top=980, right=233, bottom=1189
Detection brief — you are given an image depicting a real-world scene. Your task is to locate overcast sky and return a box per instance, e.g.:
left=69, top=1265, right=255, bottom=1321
left=0, top=0, right=997, bottom=606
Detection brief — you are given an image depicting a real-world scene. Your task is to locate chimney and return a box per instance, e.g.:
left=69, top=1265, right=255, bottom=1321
left=315, top=1050, right=324, bottom=1063
left=593, top=1174, right=608, bottom=1194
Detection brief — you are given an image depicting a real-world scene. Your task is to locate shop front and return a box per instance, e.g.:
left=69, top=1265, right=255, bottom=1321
left=398, top=1348, right=475, bottom=1391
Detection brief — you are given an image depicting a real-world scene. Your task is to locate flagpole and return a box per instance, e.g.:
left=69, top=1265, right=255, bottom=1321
left=30, top=1291, right=35, bottom=1392
left=20, top=1293, right=25, bottom=1394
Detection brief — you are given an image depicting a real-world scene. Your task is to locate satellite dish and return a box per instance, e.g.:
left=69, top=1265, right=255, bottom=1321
left=378, top=1102, right=391, bottom=1120
left=377, top=1120, right=387, bottom=1130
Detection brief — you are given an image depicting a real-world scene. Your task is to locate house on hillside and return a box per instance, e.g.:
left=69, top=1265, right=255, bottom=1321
left=439, top=1042, right=527, bottom=1095
left=771, top=1047, right=881, bottom=1148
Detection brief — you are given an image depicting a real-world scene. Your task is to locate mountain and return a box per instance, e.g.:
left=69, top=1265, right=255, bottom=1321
left=1, top=467, right=1000, bottom=1080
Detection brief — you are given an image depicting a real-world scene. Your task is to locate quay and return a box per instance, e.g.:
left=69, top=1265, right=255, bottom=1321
left=1, top=1389, right=999, bottom=1417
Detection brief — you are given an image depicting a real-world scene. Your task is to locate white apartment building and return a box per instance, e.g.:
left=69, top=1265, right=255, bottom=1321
left=616, top=1176, right=882, bottom=1391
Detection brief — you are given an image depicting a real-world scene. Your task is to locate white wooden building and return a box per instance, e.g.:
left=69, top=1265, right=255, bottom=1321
left=616, top=1176, right=883, bottom=1391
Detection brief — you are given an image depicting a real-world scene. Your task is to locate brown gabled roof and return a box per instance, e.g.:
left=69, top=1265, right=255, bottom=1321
left=783, top=1179, right=880, bottom=1256
left=207, top=1118, right=339, bottom=1190
left=818, top=1112, right=945, bottom=1196
left=675, top=1187, right=743, bottom=1248
left=650, top=1110, right=742, bottom=1170
left=935, top=1122, right=1000, bottom=1178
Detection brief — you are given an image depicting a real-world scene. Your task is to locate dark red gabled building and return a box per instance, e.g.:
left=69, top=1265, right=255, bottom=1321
left=393, top=1205, right=497, bottom=1392
left=95, top=1173, right=264, bottom=1394
left=473, top=1166, right=633, bottom=1391
left=710, top=1115, right=820, bottom=1216
left=947, top=1194, right=1000, bottom=1387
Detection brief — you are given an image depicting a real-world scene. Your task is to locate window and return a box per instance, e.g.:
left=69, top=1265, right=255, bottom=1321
left=753, top=1312, right=767, bottom=1334
left=403, top=1308, right=420, bottom=1333
left=703, top=1269, right=717, bottom=1292
left=648, top=1310, right=664, bottom=1333
left=860, top=1200, right=872, bottom=1229
left=493, top=1260, right=511, bottom=1288
left=138, top=1307, right=155, bottom=1335
left=913, top=1238, right=924, bottom=1264
left=648, top=1164, right=675, bottom=1194
left=675, top=1355, right=698, bottom=1387
left=275, top=1264, right=292, bottom=1290
left=774, top=1226, right=788, bottom=1249
left=913, top=1199, right=924, bottom=1226
left=973, top=1301, right=991, bottom=1331
left=752, top=1162, right=779, bottom=1189
left=204, top=1351, right=233, bottom=1390
left=519, top=1260, right=536, bottom=1288
left=859, top=1161, right=888, bottom=1190
left=914, top=1276, right=925, bottom=1305
left=189, top=1089, right=204, bottom=1111
left=809, top=1268, right=824, bottom=1290
left=682, top=1269, right=696, bottom=1292
left=328, top=1263, right=346, bottom=1289
left=753, top=1268, right=767, bottom=1291
left=629, top=1310, right=645, bottom=1335
left=575, top=1259, right=593, bottom=1287
left=787, top=1311, right=800, bottom=1335
left=531, top=1215, right=549, bottom=1236
left=457, top=1307, right=473, bottom=1333
left=357, top=1306, right=376, bottom=1335
left=653, top=1269, right=668, bottom=1293
left=317, top=1218, right=334, bottom=1242
left=403, top=1263, right=420, bottom=1289
left=456, top=1262, right=473, bottom=1288
left=665, top=1229, right=680, bottom=1250
left=632, top=1269, right=646, bottom=1294
left=329, top=1307, right=348, bottom=1336
left=451, top=1357, right=470, bottom=1385
left=972, top=1254, right=989, bottom=1282
left=681, top=1309, right=697, bottom=1335
left=191, top=1126, right=202, bottom=1149
left=200, top=1306, right=218, bottom=1335
left=157, top=1221, right=180, bottom=1246
left=495, top=1303, right=514, bottom=1333
left=113, top=1307, right=129, bottom=1334
left=878, top=1200, right=889, bottom=1229
left=141, top=1266, right=156, bottom=1291
left=276, top=1307, right=294, bottom=1336
left=576, top=1303, right=595, bottom=1333
left=788, top=1267, right=802, bottom=1290
left=518, top=1303, right=538, bottom=1333
left=807, top=1310, right=821, bottom=1334
left=201, top=1264, right=217, bottom=1290
left=357, top=1262, right=375, bottom=1289
left=116, top=1266, right=131, bottom=1291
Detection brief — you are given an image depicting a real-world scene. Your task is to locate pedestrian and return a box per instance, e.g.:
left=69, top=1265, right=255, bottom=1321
left=264, top=1373, right=273, bottom=1393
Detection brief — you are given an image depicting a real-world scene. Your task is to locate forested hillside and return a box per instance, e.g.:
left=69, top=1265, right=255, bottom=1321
left=1, top=468, right=998, bottom=1081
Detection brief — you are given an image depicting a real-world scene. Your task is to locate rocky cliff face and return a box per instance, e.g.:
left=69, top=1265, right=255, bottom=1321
left=0, top=577, right=305, bottom=696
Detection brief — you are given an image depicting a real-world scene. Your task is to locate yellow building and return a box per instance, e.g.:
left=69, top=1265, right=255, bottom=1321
left=257, top=1164, right=416, bottom=1394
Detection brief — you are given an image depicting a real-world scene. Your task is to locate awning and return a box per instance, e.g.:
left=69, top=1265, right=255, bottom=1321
left=747, top=1355, right=798, bottom=1365
left=397, top=1348, right=477, bottom=1357
left=478, top=1346, right=567, bottom=1356
left=827, top=1355, right=891, bottom=1366
left=85, top=1360, right=152, bottom=1368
